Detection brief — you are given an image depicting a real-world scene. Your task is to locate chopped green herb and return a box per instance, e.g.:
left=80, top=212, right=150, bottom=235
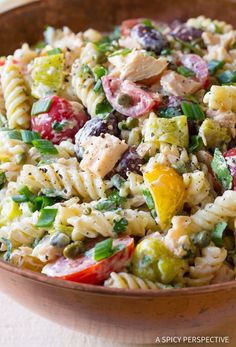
left=0, top=172, right=6, bottom=189
left=94, top=238, right=113, bottom=261
left=181, top=101, right=205, bottom=121
left=211, top=148, right=232, bottom=190
left=113, top=217, right=128, bottom=234
left=217, top=70, right=236, bottom=84
left=36, top=208, right=58, bottom=228
left=1, top=238, right=12, bottom=262
left=93, top=66, right=107, bottom=79
left=208, top=60, right=225, bottom=75
left=31, top=98, right=53, bottom=116
left=95, top=190, right=126, bottom=211
left=6, top=130, right=22, bottom=140
left=177, top=66, right=195, bottom=77
left=52, top=121, right=68, bottom=133
left=21, top=130, right=41, bottom=144
left=212, top=222, right=227, bottom=247
left=95, top=99, right=113, bottom=117
left=160, top=48, right=171, bottom=56
left=143, top=189, right=155, bottom=210
left=143, top=19, right=154, bottom=28
left=32, top=139, right=58, bottom=155
left=189, top=135, right=203, bottom=153
left=47, top=48, right=62, bottom=56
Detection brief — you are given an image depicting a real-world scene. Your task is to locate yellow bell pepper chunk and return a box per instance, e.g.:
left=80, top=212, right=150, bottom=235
left=144, top=164, right=185, bottom=230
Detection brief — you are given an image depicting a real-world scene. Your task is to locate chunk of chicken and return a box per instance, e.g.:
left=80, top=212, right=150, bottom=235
left=160, top=70, right=201, bottom=97
left=120, top=51, right=168, bottom=82
left=80, top=134, right=128, bottom=178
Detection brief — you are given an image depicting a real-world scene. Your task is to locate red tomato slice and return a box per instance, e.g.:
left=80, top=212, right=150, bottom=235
left=31, top=96, right=89, bottom=144
left=181, top=54, right=209, bottom=85
left=102, top=76, right=156, bottom=118
left=42, top=237, right=134, bottom=284
left=224, top=148, right=236, bottom=190
left=120, top=18, right=143, bottom=36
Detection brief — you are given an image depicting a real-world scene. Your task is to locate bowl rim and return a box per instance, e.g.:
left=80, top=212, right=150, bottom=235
left=0, top=0, right=236, bottom=300
left=1, top=259, right=236, bottom=297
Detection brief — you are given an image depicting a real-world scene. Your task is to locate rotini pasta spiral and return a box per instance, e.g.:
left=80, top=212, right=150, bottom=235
left=69, top=208, right=156, bottom=241
left=190, top=190, right=236, bottom=232
left=72, top=43, right=105, bottom=117
left=1, top=56, right=30, bottom=129
left=104, top=272, right=164, bottom=289
left=10, top=246, right=44, bottom=272
left=18, top=158, right=109, bottom=200
left=185, top=245, right=227, bottom=286
left=0, top=212, right=44, bottom=248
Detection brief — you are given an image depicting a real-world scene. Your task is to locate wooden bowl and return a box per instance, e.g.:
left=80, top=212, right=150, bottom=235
left=1, top=0, right=236, bottom=343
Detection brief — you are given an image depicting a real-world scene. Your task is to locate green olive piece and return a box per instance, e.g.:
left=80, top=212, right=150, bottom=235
left=117, top=93, right=132, bottom=108
left=190, top=231, right=211, bottom=248
left=63, top=241, right=85, bottom=259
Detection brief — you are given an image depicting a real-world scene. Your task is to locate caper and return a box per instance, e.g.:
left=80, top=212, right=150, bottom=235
left=63, top=241, right=85, bottom=259
left=126, top=117, right=138, bottom=129
left=50, top=232, right=70, bottom=248
left=117, top=93, right=132, bottom=108
left=84, top=207, right=92, bottom=215
left=190, top=231, right=211, bottom=248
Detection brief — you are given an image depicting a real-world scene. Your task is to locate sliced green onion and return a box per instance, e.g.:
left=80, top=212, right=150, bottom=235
left=160, top=48, right=171, bottom=56
left=94, top=238, right=113, bottom=261
left=181, top=101, right=205, bottom=121
left=208, top=60, right=224, bottom=75
left=31, top=98, right=53, bottom=116
left=189, top=135, right=203, bottom=153
left=211, top=148, right=232, bottom=190
left=143, top=189, right=155, bottom=210
left=6, top=130, right=22, bottom=140
left=211, top=222, right=227, bottom=247
left=93, top=79, right=102, bottom=93
left=177, top=66, right=195, bottom=77
left=12, top=186, right=36, bottom=203
left=175, top=38, right=203, bottom=56
left=95, top=99, right=113, bottom=117
left=47, top=48, right=62, bottom=56
left=113, top=217, right=128, bottom=234
left=217, top=70, right=236, bottom=84
left=21, top=130, right=41, bottom=144
left=32, top=139, right=58, bottom=155
left=109, top=48, right=131, bottom=57
left=36, top=208, right=58, bottom=228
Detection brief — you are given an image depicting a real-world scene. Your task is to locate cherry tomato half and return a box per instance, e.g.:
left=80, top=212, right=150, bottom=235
left=102, top=76, right=156, bottom=118
left=42, top=237, right=134, bottom=284
left=120, top=18, right=143, bottom=36
left=31, top=96, right=89, bottom=144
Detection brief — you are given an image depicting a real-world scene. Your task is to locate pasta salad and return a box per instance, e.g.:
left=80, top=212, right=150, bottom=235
left=0, top=16, right=236, bottom=289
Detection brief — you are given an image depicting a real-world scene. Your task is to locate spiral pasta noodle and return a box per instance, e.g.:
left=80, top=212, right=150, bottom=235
left=18, top=158, right=109, bottom=200
left=1, top=56, right=30, bottom=129
left=104, top=272, right=163, bottom=289
left=68, top=208, right=156, bottom=240
left=72, top=43, right=105, bottom=117
left=185, top=246, right=227, bottom=286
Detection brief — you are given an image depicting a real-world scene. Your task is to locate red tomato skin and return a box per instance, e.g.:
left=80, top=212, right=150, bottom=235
left=43, top=237, right=135, bottom=284
left=102, top=76, right=156, bottom=118
left=181, top=54, right=209, bottom=85
left=121, top=18, right=143, bottom=36
left=31, top=96, right=89, bottom=144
